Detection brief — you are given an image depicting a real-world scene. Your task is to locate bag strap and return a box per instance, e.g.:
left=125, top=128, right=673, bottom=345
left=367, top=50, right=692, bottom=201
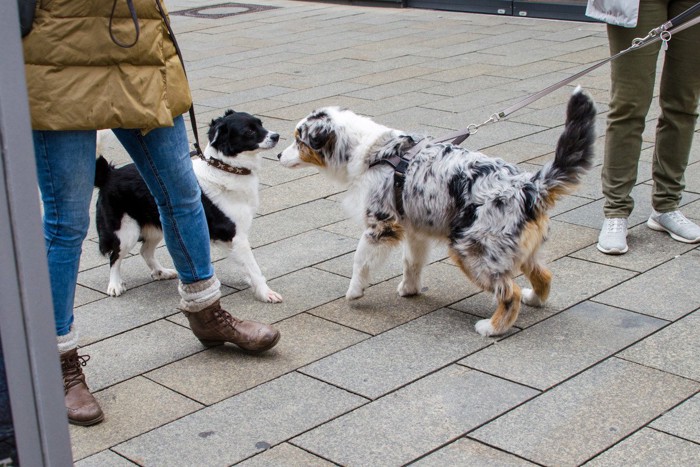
left=155, top=0, right=203, bottom=157
left=109, top=0, right=140, bottom=48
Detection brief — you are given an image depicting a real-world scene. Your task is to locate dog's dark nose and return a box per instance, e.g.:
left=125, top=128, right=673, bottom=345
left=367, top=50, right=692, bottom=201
left=277, top=153, right=282, bottom=160
left=271, top=133, right=280, bottom=143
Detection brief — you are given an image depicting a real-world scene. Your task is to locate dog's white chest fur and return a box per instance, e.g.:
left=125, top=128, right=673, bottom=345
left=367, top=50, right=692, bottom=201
left=192, top=158, right=258, bottom=233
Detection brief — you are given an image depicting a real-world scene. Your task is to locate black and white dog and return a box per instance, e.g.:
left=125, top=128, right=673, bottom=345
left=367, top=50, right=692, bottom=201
left=278, top=89, right=596, bottom=336
left=95, top=110, right=282, bottom=303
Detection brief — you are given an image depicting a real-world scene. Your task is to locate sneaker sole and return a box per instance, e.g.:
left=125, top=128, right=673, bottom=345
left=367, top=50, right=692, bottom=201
left=597, top=243, right=628, bottom=255
left=646, top=218, right=700, bottom=244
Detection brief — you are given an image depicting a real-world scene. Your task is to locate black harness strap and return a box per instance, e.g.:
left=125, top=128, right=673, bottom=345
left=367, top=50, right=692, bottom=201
left=369, top=139, right=430, bottom=216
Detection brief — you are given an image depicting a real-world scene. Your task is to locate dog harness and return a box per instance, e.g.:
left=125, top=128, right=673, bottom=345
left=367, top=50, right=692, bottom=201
left=369, top=138, right=430, bottom=216
left=192, top=152, right=252, bottom=176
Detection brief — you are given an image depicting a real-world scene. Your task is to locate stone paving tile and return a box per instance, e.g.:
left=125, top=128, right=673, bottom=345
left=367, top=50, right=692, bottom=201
left=413, top=437, right=537, bottom=466
left=214, top=267, right=349, bottom=324
left=215, top=229, right=358, bottom=290
left=113, top=372, right=367, bottom=466
left=78, top=239, right=110, bottom=272
left=481, top=139, right=554, bottom=164
left=450, top=256, right=637, bottom=329
left=619, top=310, right=700, bottom=382
left=544, top=193, right=595, bottom=218
left=684, top=160, right=700, bottom=193
left=146, top=313, right=368, bottom=405
left=257, top=172, right=346, bottom=215
left=74, top=284, right=106, bottom=308
left=583, top=428, right=700, bottom=467
left=79, top=320, right=205, bottom=392
left=70, top=377, right=203, bottom=461
left=248, top=198, right=346, bottom=248
left=461, top=301, right=666, bottom=390
left=593, top=251, right=700, bottom=321
left=470, top=358, right=700, bottom=466
left=77, top=248, right=177, bottom=295
left=310, top=262, right=482, bottom=335
left=571, top=223, right=697, bottom=273
left=257, top=157, right=320, bottom=188
left=538, top=219, right=599, bottom=263
left=237, top=443, right=334, bottom=467
left=74, top=450, right=137, bottom=467
left=316, top=241, right=449, bottom=284
left=650, top=393, right=700, bottom=444
left=301, top=308, right=491, bottom=399
left=292, top=365, right=538, bottom=466
left=74, top=281, right=182, bottom=346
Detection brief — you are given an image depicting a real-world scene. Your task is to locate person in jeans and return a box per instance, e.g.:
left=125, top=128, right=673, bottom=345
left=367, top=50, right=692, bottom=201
left=24, top=0, right=280, bottom=426
left=587, top=0, right=700, bottom=254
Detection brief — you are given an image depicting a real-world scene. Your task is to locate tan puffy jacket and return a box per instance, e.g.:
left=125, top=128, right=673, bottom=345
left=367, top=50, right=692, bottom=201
left=23, top=0, right=192, bottom=131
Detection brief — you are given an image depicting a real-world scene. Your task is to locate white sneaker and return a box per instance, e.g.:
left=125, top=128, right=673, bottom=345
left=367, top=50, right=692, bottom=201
left=597, top=218, right=628, bottom=254
left=647, top=209, right=700, bottom=243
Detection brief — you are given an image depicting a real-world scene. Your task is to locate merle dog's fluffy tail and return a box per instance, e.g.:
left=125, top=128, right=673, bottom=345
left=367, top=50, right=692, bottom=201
left=532, top=87, right=596, bottom=209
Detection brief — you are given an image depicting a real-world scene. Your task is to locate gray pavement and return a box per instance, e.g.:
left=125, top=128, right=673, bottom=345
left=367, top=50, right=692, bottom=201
left=71, top=1, right=700, bottom=465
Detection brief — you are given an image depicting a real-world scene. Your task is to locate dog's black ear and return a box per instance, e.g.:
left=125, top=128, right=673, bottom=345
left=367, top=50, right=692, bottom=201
left=208, top=118, right=226, bottom=146
left=224, top=109, right=236, bottom=116
left=307, top=122, right=334, bottom=151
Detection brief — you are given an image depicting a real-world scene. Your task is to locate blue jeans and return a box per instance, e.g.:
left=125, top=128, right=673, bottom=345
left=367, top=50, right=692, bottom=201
left=33, top=116, right=214, bottom=336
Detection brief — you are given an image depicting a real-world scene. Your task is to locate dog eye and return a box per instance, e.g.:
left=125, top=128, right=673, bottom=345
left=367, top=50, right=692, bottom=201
left=245, top=129, right=256, bottom=137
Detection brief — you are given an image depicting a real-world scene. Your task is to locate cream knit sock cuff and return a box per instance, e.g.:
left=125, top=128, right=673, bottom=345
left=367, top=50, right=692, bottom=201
left=57, top=326, right=79, bottom=354
left=178, top=275, right=221, bottom=312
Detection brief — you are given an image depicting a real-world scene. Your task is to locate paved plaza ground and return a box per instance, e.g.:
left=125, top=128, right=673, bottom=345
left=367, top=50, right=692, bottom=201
left=70, top=0, right=700, bottom=465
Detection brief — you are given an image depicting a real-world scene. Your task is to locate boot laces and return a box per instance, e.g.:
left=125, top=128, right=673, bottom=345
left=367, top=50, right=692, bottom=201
left=62, top=354, right=91, bottom=390
left=606, top=218, right=626, bottom=233
left=213, top=307, right=242, bottom=332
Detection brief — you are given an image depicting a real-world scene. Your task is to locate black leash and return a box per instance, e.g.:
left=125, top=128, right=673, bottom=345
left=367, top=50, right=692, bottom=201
left=155, top=0, right=204, bottom=158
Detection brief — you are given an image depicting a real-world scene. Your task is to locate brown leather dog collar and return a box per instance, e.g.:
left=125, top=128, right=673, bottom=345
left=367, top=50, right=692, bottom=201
left=193, top=152, right=251, bottom=176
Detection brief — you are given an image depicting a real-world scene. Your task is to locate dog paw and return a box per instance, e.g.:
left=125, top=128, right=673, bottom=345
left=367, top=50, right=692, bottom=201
left=257, top=288, right=283, bottom=303
left=397, top=280, right=420, bottom=297
left=346, top=285, right=364, bottom=300
left=475, top=319, right=497, bottom=337
left=107, top=282, right=126, bottom=297
left=152, top=268, right=178, bottom=281
left=521, top=288, right=544, bottom=307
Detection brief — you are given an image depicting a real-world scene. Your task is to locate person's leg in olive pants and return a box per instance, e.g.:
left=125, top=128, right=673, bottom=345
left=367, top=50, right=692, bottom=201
left=651, top=1, right=700, bottom=213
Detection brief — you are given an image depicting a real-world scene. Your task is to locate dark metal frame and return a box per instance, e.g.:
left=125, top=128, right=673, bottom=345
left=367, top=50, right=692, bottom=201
left=404, top=0, right=591, bottom=21
left=0, top=2, right=73, bottom=465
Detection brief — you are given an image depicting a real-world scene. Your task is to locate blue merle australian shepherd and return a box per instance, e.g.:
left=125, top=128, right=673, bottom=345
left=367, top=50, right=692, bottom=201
left=278, top=88, right=596, bottom=336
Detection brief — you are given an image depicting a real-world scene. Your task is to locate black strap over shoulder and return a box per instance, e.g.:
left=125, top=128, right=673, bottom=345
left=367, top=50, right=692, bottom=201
left=109, top=0, right=140, bottom=48
left=18, top=0, right=37, bottom=37
left=154, top=0, right=203, bottom=158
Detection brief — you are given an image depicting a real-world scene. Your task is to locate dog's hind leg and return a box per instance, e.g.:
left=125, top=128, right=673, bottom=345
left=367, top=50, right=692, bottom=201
left=475, top=277, right=522, bottom=337
left=398, top=231, right=429, bottom=297
left=448, top=248, right=521, bottom=337
left=140, top=226, right=177, bottom=282
left=107, top=215, right=139, bottom=297
left=521, top=257, right=551, bottom=307
left=230, top=235, right=282, bottom=303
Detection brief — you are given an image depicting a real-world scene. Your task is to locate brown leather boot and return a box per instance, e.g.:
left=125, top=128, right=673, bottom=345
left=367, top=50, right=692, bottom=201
left=60, top=349, right=104, bottom=426
left=183, top=301, right=280, bottom=352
